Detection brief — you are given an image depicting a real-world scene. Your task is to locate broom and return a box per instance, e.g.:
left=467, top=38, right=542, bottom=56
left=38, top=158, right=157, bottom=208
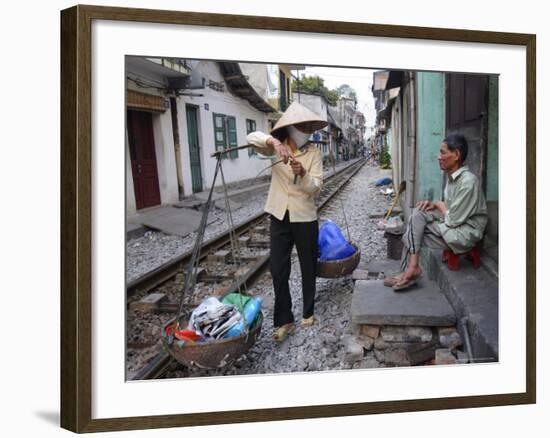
left=385, top=181, right=406, bottom=220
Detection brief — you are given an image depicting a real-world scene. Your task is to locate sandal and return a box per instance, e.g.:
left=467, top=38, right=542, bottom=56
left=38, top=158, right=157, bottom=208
left=272, top=323, right=295, bottom=342
left=392, top=273, right=422, bottom=291
left=301, top=315, right=315, bottom=327
left=383, top=275, right=402, bottom=287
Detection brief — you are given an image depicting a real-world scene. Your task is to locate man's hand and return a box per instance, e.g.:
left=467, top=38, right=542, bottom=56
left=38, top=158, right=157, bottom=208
left=290, top=158, right=306, bottom=177
left=433, top=201, right=447, bottom=215
left=416, top=200, right=435, bottom=211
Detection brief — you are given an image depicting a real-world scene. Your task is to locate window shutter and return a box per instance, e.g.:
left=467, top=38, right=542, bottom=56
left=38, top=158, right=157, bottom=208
left=227, top=116, right=238, bottom=159
left=247, top=119, right=257, bottom=156
left=213, top=113, right=226, bottom=153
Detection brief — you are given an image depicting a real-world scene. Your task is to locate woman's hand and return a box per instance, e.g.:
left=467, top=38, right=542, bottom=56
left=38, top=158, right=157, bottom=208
left=290, top=158, right=306, bottom=177
left=269, top=137, right=291, bottom=163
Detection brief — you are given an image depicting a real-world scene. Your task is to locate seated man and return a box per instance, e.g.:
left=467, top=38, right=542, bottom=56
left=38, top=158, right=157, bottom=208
left=385, top=134, right=488, bottom=291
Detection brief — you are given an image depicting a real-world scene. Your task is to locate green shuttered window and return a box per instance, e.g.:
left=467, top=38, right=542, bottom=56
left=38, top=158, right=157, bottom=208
left=212, top=113, right=238, bottom=159
left=246, top=119, right=257, bottom=156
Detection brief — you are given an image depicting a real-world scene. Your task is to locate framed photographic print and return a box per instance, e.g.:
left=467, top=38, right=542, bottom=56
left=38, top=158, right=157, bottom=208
left=60, top=4, right=536, bottom=433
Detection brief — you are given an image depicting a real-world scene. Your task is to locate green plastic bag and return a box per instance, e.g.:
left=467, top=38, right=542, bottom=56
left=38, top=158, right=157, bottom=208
left=221, top=293, right=252, bottom=313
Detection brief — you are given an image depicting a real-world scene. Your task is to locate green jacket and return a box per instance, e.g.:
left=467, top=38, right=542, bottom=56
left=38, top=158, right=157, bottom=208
left=438, top=166, right=488, bottom=253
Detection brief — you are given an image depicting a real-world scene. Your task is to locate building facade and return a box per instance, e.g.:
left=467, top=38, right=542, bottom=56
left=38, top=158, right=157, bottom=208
left=126, top=58, right=297, bottom=215
left=372, top=70, right=499, bottom=251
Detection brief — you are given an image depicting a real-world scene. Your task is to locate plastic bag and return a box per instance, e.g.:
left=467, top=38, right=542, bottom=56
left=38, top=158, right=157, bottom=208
left=318, top=220, right=356, bottom=261
left=187, top=297, right=242, bottom=339
left=374, top=176, right=392, bottom=187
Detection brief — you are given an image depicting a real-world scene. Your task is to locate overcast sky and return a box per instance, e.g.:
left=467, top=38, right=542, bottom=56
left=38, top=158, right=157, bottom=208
left=301, top=66, right=378, bottom=131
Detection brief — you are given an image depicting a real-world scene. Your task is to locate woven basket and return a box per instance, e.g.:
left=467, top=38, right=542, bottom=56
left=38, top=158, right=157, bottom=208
left=316, top=244, right=361, bottom=278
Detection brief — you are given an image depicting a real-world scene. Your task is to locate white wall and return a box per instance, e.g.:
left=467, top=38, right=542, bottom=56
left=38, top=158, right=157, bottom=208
left=3, top=1, right=548, bottom=438
left=178, top=61, right=270, bottom=194
left=152, top=111, right=179, bottom=203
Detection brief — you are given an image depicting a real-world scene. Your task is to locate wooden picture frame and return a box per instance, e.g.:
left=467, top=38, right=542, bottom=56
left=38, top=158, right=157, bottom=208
left=60, top=4, right=536, bottom=433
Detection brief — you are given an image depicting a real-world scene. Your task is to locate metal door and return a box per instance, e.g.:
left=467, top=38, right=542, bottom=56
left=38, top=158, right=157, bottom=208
left=186, top=105, right=203, bottom=193
left=127, top=110, right=161, bottom=209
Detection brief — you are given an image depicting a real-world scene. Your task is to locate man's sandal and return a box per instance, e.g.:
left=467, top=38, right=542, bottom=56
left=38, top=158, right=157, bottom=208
left=272, top=323, right=295, bottom=342
left=383, top=275, right=402, bottom=287
left=392, top=273, right=422, bottom=291
left=301, top=315, right=315, bottom=328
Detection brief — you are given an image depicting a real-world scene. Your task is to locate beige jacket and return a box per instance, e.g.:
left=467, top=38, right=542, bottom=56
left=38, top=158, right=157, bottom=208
left=247, top=131, right=322, bottom=222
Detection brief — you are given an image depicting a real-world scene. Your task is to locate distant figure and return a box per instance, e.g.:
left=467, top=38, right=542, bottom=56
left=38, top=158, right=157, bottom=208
left=384, top=134, right=488, bottom=291
left=247, top=102, right=327, bottom=341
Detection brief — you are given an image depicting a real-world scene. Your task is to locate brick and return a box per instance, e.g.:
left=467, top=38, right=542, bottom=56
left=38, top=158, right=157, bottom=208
left=343, top=335, right=365, bottom=364
left=435, top=349, right=458, bottom=365
left=350, top=323, right=362, bottom=336
left=406, top=341, right=437, bottom=365
left=129, top=293, right=167, bottom=313
left=207, top=250, right=231, bottom=263
left=361, top=325, right=381, bottom=339
left=438, top=327, right=463, bottom=350
left=358, top=335, right=375, bottom=351
left=381, top=327, right=433, bottom=343
left=456, top=349, right=470, bottom=364
left=384, top=348, right=410, bottom=367
left=374, top=336, right=389, bottom=350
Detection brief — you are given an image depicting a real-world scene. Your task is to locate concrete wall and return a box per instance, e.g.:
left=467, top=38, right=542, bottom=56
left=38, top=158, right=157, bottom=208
left=485, top=75, right=499, bottom=244
left=486, top=75, right=499, bottom=202
left=415, top=72, right=446, bottom=203
left=293, top=93, right=326, bottom=121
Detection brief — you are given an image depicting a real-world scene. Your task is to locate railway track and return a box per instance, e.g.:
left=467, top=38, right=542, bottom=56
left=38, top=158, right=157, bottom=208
left=127, top=158, right=366, bottom=380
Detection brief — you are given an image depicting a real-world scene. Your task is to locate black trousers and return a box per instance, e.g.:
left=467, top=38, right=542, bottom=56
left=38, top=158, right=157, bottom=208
left=270, top=212, right=319, bottom=328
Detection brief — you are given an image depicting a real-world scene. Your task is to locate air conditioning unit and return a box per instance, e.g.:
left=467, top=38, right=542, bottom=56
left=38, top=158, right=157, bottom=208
left=187, top=70, right=206, bottom=89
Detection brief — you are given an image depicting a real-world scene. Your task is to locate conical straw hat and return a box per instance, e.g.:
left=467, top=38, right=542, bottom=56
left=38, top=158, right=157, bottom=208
left=270, top=101, right=328, bottom=135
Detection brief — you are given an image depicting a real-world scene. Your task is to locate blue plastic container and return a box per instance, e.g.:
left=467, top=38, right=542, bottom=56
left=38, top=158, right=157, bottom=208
left=223, top=297, right=263, bottom=338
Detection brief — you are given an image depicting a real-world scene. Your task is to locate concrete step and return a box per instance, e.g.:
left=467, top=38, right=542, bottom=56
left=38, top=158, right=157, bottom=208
left=358, top=258, right=401, bottom=275
left=422, top=248, right=498, bottom=362
left=351, top=278, right=456, bottom=327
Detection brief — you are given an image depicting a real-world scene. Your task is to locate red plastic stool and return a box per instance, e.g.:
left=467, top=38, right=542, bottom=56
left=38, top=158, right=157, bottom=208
left=442, top=247, right=481, bottom=271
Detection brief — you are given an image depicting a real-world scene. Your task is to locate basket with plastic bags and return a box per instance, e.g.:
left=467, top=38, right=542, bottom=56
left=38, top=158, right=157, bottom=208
left=162, top=293, right=263, bottom=369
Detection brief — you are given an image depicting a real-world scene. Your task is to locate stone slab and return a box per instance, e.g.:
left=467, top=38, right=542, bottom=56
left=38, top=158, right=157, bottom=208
left=352, top=269, right=370, bottom=281
left=351, top=279, right=456, bottom=326
left=363, top=259, right=402, bottom=276
left=173, top=199, right=205, bottom=209
left=138, top=206, right=204, bottom=237
left=214, top=198, right=241, bottom=212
